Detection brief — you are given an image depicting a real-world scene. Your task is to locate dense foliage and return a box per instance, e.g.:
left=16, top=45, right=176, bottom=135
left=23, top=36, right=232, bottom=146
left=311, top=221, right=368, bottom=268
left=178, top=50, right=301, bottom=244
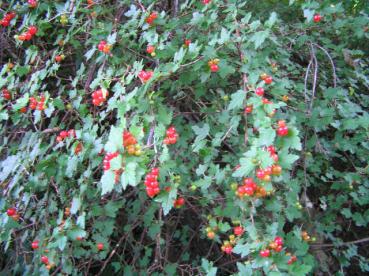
left=1, top=0, right=368, bottom=275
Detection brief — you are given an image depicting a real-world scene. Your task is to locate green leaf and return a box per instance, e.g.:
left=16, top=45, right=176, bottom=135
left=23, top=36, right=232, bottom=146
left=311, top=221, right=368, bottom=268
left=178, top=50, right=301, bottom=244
left=233, top=243, right=250, bottom=257
left=265, top=12, right=278, bottom=27
left=157, top=187, right=177, bottom=216
left=228, top=90, right=245, bottom=111
left=257, top=127, right=276, bottom=146
left=157, top=106, right=172, bottom=125
left=106, top=126, right=123, bottom=152
left=12, top=93, right=29, bottom=110
left=101, top=170, right=116, bottom=195
left=236, top=262, right=252, bottom=276
left=232, top=158, right=255, bottom=178
left=70, top=198, right=81, bottom=215
left=250, top=30, right=269, bottom=49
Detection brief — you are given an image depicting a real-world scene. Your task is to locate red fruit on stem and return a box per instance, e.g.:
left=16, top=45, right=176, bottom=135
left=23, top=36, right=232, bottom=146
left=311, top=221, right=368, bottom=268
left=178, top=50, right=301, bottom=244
left=31, top=240, right=39, bottom=249
left=7, top=208, right=16, bottom=216
left=256, top=169, right=265, bottom=179
left=264, top=76, right=273, bottom=84
left=97, top=243, right=104, bottom=251
left=234, top=226, right=244, bottom=236
left=41, top=255, right=49, bottom=265
left=260, top=249, right=270, bottom=258
left=313, top=14, right=322, bottom=23
left=255, top=87, right=264, bottom=96
left=210, top=64, right=219, bottom=72
left=28, top=26, right=38, bottom=35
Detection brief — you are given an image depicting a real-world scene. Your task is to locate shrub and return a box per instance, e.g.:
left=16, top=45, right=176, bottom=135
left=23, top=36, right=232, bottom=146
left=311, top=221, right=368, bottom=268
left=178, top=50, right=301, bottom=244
left=0, top=0, right=368, bottom=275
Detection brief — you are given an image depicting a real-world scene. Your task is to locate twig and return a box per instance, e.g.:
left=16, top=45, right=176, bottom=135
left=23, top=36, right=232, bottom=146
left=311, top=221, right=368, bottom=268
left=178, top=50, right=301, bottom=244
left=312, top=43, right=337, bottom=87
left=310, top=237, right=369, bottom=250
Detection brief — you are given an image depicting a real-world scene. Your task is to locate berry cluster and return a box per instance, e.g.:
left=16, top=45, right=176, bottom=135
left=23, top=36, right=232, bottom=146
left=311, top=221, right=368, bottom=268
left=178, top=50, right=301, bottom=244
left=208, top=59, right=219, bottom=72
left=287, top=254, right=297, bottom=265
left=144, top=168, right=160, bottom=198
left=163, top=126, right=178, bottom=145
left=260, top=73, right=273, bottom=85
left=0, top=11, right=16, bottom=27
left=123, top=131, right=141, bottom=156
left=103, top=152, right=119, bottom=171
left=56, top=129, right=76, bottom=143
left=138, top=70, right=154, bottom=83
left=173, top=197, right=185, bottom=208
left=276, top=120, right=289, bottom=136
left=17, top=26, right=38, bottom=41
left=92, top=88, right=109, bottom=106
left=301, top=231, right=315, bottom=242
left=221, top=240, right=233, bottom=255
left=146, top=45, right=156, bottom=57
left=203, top=0, right=211, bottom=4
left=97, top=40, right=111, bottom=54
left=236, top=177, right=268, bottom=198
left=221, top=231, right=243, bottom=255
left=268, top=236, right=284, bottom=252
left=259, top=236, right=284, bottom=258
left=28, top=0, right=38, bottom=8
left=6, top=207, right=19, bottom=221
left=146, top=12, right=158, bottom=25
left=256, top=164, right=282, bottom=182
left=29, top=95, right=46, bottom=110
left=2, top=88, right=11, bottom=100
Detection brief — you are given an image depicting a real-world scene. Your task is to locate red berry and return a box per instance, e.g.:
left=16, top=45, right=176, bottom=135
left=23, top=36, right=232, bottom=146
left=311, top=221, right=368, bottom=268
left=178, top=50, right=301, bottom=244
left=256, top=169, right=265, bottom=179
left=274, top=236, right=283, bottom=246
left=138, top=70, right=154, bottom=83
left=264, top=166, right=272, bottom=176
left=210, top=64, right=219, bottom=72
left=174, top=197, right=185, bottom=208
left=31, top=240, right=39, bottom=249
left=277, top=126, right=288, bottom=136
left=7, top=208, right=16, bottom=216
left=146, top=45, right=155, bottom=54
left=24, top=32, right=32, bottom=41
left=288, top=255, right=297, bottom=265
left=184, top=39, right=191, bottom=47
left=203, top=0, right=211, bottom=4
left=255, top=87, right=264, bottom=96
left=223, top=245, right=233, bottom=254
left=260, top=249, right=270, bottom=258
left=28, top=0, right=38, bottom=8
left=244, top=185, right=255, bottom=196
left=97, top=243, right=104, bottom=251
left=2, top=88, right=11, bottom=100
left=244, top=105, right=253, bottom=114
left=267, top=145, right=276, bottom=154
left=28, top=26, right=38, bottom=35
left=234, top=226, right=244, bottom=236
left=0, top=19, right=10, bottom=27
left=264, top=76, right=273, bottom=85
left=278, top=120, right=286, bottom=127
left=41, top=255, right=49, bottom=265
left=313, top=14, right=322, bottom=23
